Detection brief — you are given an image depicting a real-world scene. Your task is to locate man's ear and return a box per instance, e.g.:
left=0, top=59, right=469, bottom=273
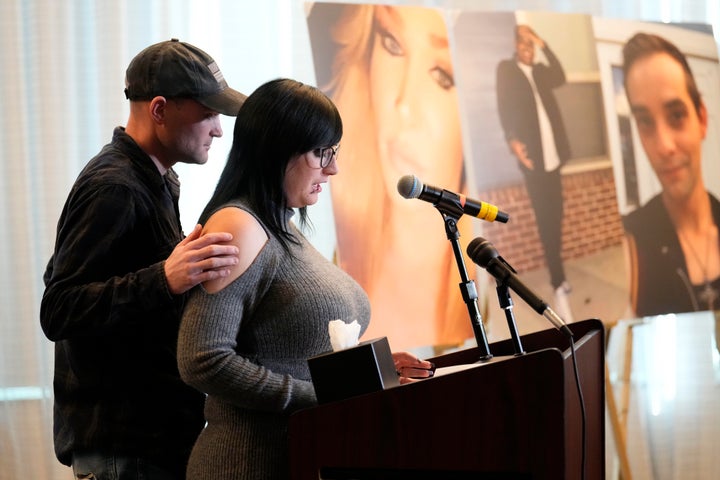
left=699, top=101, right=709, bottom=140
left=149, top=96, right=168, bottom=124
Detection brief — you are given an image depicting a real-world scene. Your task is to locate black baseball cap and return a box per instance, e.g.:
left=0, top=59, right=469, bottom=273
left=124, top=38, right=246, bottom=116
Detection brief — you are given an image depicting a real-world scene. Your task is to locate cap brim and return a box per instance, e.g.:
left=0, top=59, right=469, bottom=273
left=198, top=87, right=248, bottom=116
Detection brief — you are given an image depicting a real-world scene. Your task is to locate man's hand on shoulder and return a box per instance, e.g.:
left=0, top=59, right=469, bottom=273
left=164, top=224, right=240, bottom=295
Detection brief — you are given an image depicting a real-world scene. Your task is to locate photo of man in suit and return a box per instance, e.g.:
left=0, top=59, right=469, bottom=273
left=496, top=24, right=573, bottom=321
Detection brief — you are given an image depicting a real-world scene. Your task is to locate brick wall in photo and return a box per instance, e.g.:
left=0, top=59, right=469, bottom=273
left=477, top=166, right=625, bottom=273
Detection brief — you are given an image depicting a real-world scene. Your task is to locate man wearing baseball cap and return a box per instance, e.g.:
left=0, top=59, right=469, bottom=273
left=40, top=39, right=245, bottom=479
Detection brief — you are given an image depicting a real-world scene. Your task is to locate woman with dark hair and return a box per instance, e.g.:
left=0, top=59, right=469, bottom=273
left=177, top=78, right=432, bottom=479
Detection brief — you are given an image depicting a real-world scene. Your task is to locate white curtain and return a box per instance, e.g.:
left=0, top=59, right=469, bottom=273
left=0, top=1, right=717, bottom=479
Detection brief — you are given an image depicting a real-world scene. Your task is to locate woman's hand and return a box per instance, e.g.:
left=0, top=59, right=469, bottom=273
left=392, top=351, right=436, bottom=385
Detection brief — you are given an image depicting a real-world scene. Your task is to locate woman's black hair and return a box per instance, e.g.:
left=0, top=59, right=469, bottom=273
left=198, top=78, right=343, bottom=252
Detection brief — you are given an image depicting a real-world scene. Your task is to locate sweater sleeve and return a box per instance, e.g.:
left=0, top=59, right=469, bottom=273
left=177, top=245, right=317, bottom=414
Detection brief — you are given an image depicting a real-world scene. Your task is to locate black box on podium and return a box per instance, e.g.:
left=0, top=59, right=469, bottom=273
left=308, top=336, right=399, bottom=405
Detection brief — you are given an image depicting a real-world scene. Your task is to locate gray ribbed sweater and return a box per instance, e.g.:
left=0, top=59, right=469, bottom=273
left=177, top=201, right=371, bottom=479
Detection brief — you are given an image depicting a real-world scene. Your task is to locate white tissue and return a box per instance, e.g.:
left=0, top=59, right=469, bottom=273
left=328, top=319, right=361, bottom=351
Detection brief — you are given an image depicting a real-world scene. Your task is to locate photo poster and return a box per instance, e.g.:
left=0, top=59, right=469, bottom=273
left=592, top=17, right=720, bottom=317
left=304, top=2, right=720, bottom=351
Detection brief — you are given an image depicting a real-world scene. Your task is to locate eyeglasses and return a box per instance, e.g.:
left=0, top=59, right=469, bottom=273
left=310, top=144, right=340, bottom=169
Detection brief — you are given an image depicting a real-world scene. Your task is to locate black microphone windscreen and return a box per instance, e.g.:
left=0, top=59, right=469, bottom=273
left=466, top=237, right=499, bottom=268
left=397, top=175, right=423, bottom=199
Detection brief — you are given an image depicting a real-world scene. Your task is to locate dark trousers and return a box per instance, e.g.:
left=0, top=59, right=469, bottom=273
left=523, top=167, right=566, bottom=289
left=72, top=452, right=186, bottom=480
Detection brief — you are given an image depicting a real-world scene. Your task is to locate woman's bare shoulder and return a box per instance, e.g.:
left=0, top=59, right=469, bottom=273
left=201, top=206, right=269, bottom=293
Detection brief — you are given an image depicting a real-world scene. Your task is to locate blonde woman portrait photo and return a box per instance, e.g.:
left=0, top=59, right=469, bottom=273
left=307, top=4, right=477, bottom=351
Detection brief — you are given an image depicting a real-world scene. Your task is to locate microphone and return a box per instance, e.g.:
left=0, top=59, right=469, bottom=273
left=466, top=237, right=573, bottom=338
left=397, top=175, right=509, bottom=223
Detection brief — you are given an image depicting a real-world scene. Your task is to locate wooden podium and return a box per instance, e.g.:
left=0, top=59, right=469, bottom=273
left=289, top=318, right=605, bottom=479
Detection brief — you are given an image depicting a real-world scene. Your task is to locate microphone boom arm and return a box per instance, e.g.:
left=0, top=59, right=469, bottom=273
left=434, top=202, right=493, bottom=361
left=495, top=282, right=525, bottom=355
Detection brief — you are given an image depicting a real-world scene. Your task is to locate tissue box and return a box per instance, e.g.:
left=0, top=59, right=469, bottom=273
left=308, top=337, right=399, bottom=404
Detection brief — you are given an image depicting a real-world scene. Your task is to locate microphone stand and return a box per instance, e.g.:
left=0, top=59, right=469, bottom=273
left=434, top=192, right=492, bottom=360
left=495, top=282, right=525, bottom=355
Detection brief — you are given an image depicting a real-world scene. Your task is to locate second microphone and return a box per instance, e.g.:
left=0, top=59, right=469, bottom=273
left=397, top=174, right=509, bottom=223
